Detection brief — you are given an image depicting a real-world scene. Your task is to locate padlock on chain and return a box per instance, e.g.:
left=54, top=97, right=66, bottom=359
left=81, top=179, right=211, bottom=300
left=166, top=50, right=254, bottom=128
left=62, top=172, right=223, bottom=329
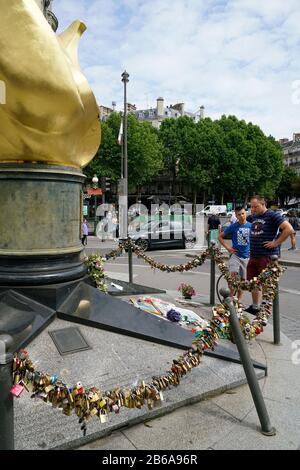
left=11, top=382, right=25, bottom=398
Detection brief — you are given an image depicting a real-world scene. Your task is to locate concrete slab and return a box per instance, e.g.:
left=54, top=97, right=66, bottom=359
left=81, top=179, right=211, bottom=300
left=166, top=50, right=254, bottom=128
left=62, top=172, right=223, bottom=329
left=119, top=400, right=239, bottom=450
left=13, top=317, right=264, bottom=450
left=79, top=431, right=136, bottom=451
left=262, top=358, right=300, bottom=406
left=212, top=398, right=300, bottom=450
left=211, top=382, right=263, bottom=421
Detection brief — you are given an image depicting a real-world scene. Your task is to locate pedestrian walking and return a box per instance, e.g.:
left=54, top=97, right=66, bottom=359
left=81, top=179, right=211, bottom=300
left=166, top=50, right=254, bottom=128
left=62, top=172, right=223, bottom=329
left=287, top=210, right=299, bottom=250
left=81, top=219, right=89, bottom=246
left=245, top=196, right=293, bottom=315
left=218, top=207, right=251, bottom=302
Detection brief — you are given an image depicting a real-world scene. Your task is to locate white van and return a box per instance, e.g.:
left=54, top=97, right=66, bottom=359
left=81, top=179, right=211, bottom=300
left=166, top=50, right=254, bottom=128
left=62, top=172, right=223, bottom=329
left=199, top=205, right=227, bottom=216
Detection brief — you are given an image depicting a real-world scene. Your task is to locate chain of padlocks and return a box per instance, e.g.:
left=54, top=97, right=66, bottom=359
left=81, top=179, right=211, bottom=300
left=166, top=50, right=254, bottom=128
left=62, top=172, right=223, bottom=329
left=10, top=243, right=285, bottom=436
left=101, top=240, right=285, bottom=294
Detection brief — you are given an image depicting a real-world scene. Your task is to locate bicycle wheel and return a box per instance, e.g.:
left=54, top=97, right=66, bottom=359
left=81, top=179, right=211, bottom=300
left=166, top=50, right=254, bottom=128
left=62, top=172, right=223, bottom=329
left=216, top=273, right=229, bottom=303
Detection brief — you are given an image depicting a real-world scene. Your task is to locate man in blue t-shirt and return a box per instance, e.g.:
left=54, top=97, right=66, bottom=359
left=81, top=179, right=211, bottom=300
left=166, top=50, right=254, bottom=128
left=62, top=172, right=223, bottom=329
left=245, top=196, right=293, bottom=315
left=218, top=207, right=251, bottom=302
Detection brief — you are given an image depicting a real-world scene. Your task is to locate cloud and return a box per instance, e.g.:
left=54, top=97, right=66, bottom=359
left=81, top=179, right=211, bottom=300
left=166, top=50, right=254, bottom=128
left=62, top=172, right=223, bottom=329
left=52, top=0, right=300, bottom=139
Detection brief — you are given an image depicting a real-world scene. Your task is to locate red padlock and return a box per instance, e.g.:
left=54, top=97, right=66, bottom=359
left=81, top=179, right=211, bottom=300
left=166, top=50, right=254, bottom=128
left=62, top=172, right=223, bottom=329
left=11, top=383, right=25, bottom=398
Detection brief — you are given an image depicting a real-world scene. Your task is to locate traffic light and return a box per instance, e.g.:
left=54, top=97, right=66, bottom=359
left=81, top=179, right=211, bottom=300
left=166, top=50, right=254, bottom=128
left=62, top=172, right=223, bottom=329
left=101, top=176, right=111, bottom=192
left=105, top=177, right=111, bottom=191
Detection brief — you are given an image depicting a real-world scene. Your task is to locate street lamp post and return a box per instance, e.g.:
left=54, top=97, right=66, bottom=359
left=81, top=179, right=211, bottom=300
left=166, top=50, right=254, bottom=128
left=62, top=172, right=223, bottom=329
left=92, top=174, right=99, bottom=236
left=121, top=71, right=129, bottom=213
left=121, top=70, right=133, bottom=283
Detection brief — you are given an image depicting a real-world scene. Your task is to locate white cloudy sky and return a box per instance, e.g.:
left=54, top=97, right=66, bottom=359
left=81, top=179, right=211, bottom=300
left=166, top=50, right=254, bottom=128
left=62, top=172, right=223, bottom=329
left=53, top=0, right=300, bottom=139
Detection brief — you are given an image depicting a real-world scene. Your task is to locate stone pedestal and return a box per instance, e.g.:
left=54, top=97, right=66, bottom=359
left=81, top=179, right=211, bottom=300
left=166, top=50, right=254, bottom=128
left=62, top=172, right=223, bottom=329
left=0, top=163, right=86, bottom=285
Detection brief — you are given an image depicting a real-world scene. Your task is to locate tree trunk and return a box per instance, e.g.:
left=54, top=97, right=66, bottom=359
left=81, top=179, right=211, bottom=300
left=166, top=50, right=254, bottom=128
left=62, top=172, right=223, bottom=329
left=221, top=192, right=224, bottom=205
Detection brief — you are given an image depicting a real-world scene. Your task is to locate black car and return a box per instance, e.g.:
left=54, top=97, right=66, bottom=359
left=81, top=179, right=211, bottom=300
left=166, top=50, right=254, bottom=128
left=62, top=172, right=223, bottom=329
left=127, top=219, right=196, bottom=251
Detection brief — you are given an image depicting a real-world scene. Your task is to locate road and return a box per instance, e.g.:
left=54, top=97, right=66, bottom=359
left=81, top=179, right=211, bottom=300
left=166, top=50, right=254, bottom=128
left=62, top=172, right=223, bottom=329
left=86, top=231, right=300, bottom=342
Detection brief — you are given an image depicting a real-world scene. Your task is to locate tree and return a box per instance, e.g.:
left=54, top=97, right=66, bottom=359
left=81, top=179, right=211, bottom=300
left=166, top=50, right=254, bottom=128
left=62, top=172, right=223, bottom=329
left=126, top=114, right=163, bottom=194
left=84, top=113, right=164, bottom=195
left=159, top=116, right=199, bottom=203
left=277, top=167, right=300, bottom=206
left=214, top=116, right=259, bottom=203
left=84, top=112, right=122, bottom=183
left=215, top=116, right=284, bottom=203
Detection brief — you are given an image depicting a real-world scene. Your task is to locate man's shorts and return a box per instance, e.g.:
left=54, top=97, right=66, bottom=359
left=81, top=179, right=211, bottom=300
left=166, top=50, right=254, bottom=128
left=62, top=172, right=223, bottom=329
left=228, top=254, right=249, bottom=279
left=247, top=256, right=271, bottom=281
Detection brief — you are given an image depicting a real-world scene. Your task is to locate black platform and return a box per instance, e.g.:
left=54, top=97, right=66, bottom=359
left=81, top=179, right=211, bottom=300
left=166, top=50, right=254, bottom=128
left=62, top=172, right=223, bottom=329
left=0, top=290, right=55, bottom=350
left=57, top=282, right=266, bottom=372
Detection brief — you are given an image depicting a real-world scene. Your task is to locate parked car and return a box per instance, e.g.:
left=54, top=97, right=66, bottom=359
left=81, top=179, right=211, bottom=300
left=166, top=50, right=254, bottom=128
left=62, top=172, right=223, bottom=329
left=273, top=208, right=288, bottom=217
left=197, top=205, right=228, bottom=216
left=126, top=219, right=196, bottom=251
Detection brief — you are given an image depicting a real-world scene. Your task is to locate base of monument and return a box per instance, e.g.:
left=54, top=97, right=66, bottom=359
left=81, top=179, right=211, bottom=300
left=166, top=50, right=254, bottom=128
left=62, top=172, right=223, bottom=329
left=0, top=289, right=55, bottom=351
left=0, top=252, right=87, bottom=286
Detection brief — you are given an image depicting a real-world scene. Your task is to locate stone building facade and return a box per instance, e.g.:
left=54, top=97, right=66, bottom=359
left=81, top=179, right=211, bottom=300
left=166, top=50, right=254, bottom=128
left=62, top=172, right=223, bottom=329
left=134, top=97, right=205, bottom=129
left=280, top=133, right=300, bottom=176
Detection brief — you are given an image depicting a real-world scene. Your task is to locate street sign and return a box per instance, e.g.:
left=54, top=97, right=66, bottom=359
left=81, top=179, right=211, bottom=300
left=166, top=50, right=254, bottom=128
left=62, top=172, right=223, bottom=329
left=87, top=188, right=102, bottom=196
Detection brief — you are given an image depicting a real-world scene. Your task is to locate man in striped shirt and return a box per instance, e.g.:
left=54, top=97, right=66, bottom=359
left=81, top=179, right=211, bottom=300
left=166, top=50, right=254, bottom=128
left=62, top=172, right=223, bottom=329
left=245, top=196, right=293, bottom=315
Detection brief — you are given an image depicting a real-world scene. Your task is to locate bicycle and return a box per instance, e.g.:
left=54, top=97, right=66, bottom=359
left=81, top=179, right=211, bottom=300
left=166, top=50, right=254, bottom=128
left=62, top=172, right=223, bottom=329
left=216, top=272, right=240, bottom=303
left=216, top=273, right=228, bottom=303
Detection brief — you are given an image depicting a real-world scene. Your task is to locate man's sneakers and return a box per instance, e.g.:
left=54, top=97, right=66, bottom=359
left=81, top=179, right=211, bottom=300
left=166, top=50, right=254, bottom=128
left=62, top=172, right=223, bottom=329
left=244, top=305, right=260, bottom=316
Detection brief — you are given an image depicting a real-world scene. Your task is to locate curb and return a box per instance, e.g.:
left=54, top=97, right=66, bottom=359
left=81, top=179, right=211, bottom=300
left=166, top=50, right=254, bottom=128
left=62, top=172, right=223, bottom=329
left=185, top=252, right=300, bottom=268
left=279, top=260, right=300, bottom=268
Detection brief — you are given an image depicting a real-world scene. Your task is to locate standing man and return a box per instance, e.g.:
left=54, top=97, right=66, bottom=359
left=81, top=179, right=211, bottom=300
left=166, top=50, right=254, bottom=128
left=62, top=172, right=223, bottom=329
left=287, top=210, right=299, bottom=250
left=218, top=207, right=251, bottom=302
left=207, top=213, right=221, bottom=246
left=245, top=196, right=293, bottom=315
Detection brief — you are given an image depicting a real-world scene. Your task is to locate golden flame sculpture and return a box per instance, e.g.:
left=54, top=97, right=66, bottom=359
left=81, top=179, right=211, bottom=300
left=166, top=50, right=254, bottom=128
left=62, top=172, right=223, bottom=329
left=0, top=0, right=101, bottom=168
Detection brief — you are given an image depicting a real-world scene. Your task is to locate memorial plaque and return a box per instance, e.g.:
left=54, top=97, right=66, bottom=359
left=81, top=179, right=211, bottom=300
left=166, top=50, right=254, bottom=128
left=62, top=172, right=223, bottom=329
left=49, top=326, right=91, bottom=356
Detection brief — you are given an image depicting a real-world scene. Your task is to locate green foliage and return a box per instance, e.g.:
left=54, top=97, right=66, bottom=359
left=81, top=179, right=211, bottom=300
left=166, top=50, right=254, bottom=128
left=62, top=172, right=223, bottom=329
left=84, top=113, right=163, bottom=191
left=126, top=114, right=164, bottom=190
left=215, top=116, right=283, bottom=200
left=159, top=114, right=284, bottom=202
left=277, top=166, right=300, bottom=204
left=85, top=111, right=285, bottom=203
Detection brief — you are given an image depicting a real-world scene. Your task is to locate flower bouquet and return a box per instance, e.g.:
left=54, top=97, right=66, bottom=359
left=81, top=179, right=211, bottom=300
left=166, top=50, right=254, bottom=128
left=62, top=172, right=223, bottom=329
left=177, top=283, right=196, bottom=300
left=85, top=254, right=108, bottom=293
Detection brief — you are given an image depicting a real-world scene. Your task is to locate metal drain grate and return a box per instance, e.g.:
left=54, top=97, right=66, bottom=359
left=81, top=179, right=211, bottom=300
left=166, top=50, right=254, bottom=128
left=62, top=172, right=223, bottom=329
left=49, top=327, right=91, bottom=356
